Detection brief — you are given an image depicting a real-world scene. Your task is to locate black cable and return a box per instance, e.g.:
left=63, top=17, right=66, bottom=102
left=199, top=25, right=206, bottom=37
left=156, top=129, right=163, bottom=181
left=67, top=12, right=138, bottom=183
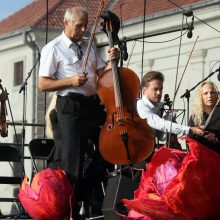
left=167, top=13, right=185, bottom=148
left=141, top=0, right=147, bottom=81
left=167, top=0, right=220, bottom=34
left=45, top=0, right=49, bottom=44
left=97, top=26, right=189, bottom=48
left=119, top=3, right=124, bottom=38
left=127, top=30, right=188, bottom=44
left=43, top=0, right=49, bottom=138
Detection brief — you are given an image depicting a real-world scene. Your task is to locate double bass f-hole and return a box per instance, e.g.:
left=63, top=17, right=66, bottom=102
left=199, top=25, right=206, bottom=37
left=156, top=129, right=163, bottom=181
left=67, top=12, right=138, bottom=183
left=0, top=79, right=8, bottom=137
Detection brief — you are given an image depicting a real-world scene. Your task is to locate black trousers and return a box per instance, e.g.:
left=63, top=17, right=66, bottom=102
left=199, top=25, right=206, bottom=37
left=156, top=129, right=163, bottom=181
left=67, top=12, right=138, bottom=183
left=55, top=93, right=108, bottom=195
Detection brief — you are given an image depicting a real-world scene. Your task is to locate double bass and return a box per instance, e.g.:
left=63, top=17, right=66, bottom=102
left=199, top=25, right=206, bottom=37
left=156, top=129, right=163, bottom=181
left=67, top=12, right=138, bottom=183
left=97, top=11, right=154, bottom=165
left=0, top=79, right=8, bottom=137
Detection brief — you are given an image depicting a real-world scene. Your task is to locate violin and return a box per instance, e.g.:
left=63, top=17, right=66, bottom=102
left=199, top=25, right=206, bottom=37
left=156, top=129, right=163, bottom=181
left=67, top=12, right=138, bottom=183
left=97, top=11, right=154, bottom=165
left=160, top=94, right=181, bottom=149
left=0, top=79, right=8, bottom=137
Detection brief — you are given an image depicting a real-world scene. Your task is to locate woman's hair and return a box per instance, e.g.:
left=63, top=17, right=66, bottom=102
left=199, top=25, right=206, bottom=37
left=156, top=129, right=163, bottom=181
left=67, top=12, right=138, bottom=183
left=64, top=6, right=88, bottom=23
left=141, top=71, right=164, bottom=88
left=45, top=93, right=57, bottom=139
left=192, top=81, right=220, bottom=125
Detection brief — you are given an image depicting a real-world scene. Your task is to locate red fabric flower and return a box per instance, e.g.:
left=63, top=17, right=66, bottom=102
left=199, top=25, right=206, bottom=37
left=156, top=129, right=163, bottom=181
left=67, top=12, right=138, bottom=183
left=122, top=138, right=220, bottom=220
left=18, top=168, right=74, bottom=220
left=164, top=138, right=220, bottom=218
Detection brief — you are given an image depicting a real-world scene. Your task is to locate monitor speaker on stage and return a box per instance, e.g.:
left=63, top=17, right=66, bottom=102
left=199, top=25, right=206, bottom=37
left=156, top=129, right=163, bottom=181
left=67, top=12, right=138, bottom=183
left=102, top=174, right=138, bottom=220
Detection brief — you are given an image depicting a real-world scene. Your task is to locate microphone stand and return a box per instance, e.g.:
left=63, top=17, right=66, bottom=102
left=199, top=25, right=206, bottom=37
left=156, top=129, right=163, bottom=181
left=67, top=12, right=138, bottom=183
left=180, top=66, right=220, bottom=124
left=19, top=56, right=40, bottom=178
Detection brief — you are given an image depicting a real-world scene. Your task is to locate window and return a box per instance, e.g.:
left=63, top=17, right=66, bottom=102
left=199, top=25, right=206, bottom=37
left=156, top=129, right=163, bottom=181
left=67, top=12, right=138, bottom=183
left=14, top=61, right=23, bottom=86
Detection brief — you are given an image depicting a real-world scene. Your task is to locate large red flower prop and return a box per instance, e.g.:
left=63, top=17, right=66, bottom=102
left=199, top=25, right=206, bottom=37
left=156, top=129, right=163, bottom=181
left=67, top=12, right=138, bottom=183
left=122, top=138, right=220, bottom=220
left=18, top=168, right=74, bottom=220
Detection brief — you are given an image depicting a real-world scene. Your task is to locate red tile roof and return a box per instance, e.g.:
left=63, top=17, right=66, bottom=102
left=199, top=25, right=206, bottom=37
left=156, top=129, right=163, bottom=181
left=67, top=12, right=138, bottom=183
left=0, top=0, right=110, bottom=35
left=0, top=0, right=207, bottom=36
left=111, top=0, right=206, bottom=23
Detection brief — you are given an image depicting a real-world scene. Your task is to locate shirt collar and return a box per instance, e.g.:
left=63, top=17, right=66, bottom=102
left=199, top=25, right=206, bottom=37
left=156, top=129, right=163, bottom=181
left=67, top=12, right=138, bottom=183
left=61, top=31, right=83, bottom=48
left=142, top=95, right=160, bottom=110
left=143, top=96, right=154, bottom=109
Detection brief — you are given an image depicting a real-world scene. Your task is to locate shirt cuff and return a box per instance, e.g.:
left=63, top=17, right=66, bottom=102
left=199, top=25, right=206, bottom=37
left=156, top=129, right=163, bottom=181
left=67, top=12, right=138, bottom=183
left=183, top=126, right=190, bottom=135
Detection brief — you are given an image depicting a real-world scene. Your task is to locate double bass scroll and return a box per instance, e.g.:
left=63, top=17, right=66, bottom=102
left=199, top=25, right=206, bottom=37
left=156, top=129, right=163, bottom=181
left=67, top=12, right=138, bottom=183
left=97, top=11, right=154, bottom=165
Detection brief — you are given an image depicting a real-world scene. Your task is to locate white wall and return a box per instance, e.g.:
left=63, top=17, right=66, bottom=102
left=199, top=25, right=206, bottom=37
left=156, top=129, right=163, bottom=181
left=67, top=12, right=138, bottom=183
left=0, top=34, right=35, bottom=214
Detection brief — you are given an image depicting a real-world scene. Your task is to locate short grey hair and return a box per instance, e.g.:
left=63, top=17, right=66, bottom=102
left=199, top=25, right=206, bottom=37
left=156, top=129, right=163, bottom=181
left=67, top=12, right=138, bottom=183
left=64, top=6, right=88, bottom=23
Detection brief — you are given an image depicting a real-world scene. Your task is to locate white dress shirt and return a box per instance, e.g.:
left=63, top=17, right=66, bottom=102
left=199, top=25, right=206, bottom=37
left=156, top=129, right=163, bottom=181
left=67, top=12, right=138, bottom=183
left=137, top=96, right=190, bottom=135
left=39, top=32, right=106, bottom=96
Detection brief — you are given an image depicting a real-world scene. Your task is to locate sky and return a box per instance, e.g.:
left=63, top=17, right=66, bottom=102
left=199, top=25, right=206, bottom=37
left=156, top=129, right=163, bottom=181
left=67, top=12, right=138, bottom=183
left=0, top=0, right=33, bottom=21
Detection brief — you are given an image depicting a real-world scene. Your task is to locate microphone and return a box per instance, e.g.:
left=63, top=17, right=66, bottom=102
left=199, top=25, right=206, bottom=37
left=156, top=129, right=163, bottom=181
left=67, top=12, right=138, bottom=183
left=183, top=10, right=193, bottom=17
left=122, top=36, right=128, bottom=61
left=187, top=15, right=194, bottom=38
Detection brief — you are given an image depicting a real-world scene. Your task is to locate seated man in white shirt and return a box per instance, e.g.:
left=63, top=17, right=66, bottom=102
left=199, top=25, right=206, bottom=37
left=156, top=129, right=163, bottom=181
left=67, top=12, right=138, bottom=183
left=137, top=71, right=204, bottom=149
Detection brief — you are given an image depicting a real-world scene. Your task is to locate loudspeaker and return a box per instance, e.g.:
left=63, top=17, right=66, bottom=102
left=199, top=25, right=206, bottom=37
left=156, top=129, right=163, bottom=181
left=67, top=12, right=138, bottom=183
left=102, top=175, right=138, bottom=220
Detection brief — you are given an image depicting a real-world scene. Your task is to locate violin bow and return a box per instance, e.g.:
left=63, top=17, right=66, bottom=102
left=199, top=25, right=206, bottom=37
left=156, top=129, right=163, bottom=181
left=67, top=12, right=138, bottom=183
left=167, top=36, right=199, bottom=148
left=174, top=35, right=199, bottom=99
left=81, top=0, right=105, bottom=75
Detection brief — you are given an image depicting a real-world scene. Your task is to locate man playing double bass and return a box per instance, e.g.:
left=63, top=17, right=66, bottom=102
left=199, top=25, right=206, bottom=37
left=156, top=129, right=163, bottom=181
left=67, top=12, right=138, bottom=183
left=38, top=6, right=119, bottom=219
left=137, top=71, right=205, bottom=149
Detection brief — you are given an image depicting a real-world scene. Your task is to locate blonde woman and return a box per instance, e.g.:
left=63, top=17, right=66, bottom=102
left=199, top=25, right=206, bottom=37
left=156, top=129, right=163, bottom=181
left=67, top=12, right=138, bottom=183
left=189, top=81, right=220, bottom=151
left=189, top=81, right=220, bottom=126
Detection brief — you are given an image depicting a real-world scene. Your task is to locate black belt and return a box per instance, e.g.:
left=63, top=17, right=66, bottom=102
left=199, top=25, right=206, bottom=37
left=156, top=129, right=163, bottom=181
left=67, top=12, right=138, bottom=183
left=67, top=92, right=97, bottom=102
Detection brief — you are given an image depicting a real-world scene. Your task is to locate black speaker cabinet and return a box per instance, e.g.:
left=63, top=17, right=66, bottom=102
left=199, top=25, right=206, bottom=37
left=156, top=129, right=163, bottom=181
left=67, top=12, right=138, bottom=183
left=102, top=175, right=138, bottom=220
